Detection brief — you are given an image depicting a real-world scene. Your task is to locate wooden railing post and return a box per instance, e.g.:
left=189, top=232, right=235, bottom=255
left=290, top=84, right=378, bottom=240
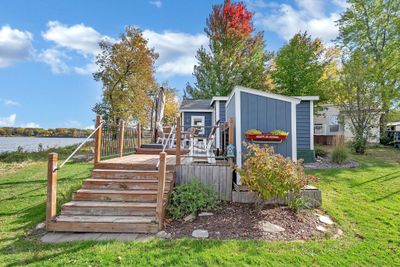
left=228, top=117, right=234, bottom=145
left=156, top=152, right=167, bottom=230
left=46, top=153, right=58, bottom=229
left=118, top=120, right=125, bottom=157
left=94, top=115, right=102, bottom=163
left=176, top=116, right=181, bottom=165
left=136, top=122, right=141, bottom=149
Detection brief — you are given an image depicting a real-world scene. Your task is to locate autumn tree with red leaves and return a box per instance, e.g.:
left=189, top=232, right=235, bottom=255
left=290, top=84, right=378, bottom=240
left=187, top=0, right=271, bottom=98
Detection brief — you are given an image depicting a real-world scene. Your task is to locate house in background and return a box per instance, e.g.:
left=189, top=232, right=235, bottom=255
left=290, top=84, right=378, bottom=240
left=180, top=86, right=319, bottom=180
left=314, top=104, right=380, bottom=144
left=387, top=121, right=400, bottom=131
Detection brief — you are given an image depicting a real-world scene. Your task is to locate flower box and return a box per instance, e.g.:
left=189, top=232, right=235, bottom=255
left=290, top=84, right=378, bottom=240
left=245, top=133, right=288, bottom=142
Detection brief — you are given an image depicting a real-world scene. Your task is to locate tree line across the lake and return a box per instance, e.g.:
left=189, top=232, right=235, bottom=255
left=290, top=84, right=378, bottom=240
left=0, top=127, right=92, bottom=138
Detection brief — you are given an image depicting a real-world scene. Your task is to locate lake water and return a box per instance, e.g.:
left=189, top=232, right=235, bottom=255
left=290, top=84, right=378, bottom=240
left=0, top=137, right=88, bottom=153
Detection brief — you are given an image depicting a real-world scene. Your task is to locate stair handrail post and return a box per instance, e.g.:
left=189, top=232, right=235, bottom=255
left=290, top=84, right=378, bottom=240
left=228, top=117, right=234, bottom=166
left=176, top=115, right=181, bottom=165
left=46, top=153, right=58, bottom=229
left=94, top=115, right=102, bottom=163
left=156, top=152, right=167, bottom=230
left=136, top=122, right=141, bottom=150
left=118, top=120, right=125, bottom=157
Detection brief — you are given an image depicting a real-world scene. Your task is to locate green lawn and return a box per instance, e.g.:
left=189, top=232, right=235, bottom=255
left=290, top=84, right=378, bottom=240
left=0, top=148, right=399, bottom=266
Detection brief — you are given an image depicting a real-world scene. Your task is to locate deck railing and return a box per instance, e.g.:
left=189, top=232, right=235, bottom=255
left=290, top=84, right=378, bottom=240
left=99, top=121, right=136, bottom=160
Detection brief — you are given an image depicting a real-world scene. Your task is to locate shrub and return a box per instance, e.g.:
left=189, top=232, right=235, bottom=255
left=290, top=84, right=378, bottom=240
left=331, top=146, right=348, bottom=164
left=351, top=135, right=367, bottom=154
left=239, top=143, right=318, bottom=202
left=315, top=146, right=328, bottom=157
left=166, top=179, right=219, bottom=220
left=287, top=195, right=313, bottom=212
left=380, top=135, right=392, bottom=145
left=0, top=152, right=29, bottom=163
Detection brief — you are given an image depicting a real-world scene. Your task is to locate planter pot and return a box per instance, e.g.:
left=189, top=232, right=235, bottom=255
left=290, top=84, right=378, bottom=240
left=245, top=133, right=288, bottom=141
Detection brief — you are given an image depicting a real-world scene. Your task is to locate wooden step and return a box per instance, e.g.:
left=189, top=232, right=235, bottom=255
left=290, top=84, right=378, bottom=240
left=61, top=201, right=157, bottom=216
left=47, top=215, right=158, bottom=233
left=73, top=189, right=169, bottom=202
left=92, top=169, right=174, bottom=179
left=94, top=163, right=175, bottom=171
left=83, top=179, right=171, bottom=190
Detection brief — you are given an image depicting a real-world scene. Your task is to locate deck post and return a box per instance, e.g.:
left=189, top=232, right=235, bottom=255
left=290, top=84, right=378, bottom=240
left=118, top=120, right=125, bottom=157
left=176, top=116, right=181, bottom=165
left=156, top=152, right=167, bottom=230
left=94, top=115, right=102, bottom=163
left=46, top=153, right=58, bottom=229
left=228, top=117, right=234, bottom=166
left=136, top=122, right=141, bottom=150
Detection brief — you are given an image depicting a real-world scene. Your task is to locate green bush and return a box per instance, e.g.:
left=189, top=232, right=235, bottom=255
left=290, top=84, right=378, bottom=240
left=0, top=152, right=29, bottom=163
left=287, top=195, right=313, bottom=212
left=315, top=146, right=328, bottom=157
left=380, top=135, right=392, bottom=145
left=166, top=179, right=219, bottom=220
left=331, top=146, right=348, bottom=164
left=239, top=143, right=318, bottom=202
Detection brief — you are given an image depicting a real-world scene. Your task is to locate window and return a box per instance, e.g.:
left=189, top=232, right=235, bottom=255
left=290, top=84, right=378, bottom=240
left=314, top=124, right=324, bottom=135
left=329, top=115, right=339, bottom=133
left=191, top=116, right=205, bottom=135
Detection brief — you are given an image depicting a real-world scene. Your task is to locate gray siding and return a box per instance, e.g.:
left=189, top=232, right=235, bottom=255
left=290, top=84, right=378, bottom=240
left=182, top=111, right=212, bottom=137
left=296, top=101, right=311, bottom=149
left=219, top=100, right=226, bottom=123
left=240, top=91, right=293, bottom=159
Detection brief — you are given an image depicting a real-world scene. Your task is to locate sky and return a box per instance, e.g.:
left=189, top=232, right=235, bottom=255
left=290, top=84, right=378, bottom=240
left=0, top=0, right=348, bottom=129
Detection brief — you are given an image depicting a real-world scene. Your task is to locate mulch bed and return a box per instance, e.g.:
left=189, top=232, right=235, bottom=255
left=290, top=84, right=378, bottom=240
left=165, top=202, right=341, bottom=241
left=303, top=157, right=359, bottom=170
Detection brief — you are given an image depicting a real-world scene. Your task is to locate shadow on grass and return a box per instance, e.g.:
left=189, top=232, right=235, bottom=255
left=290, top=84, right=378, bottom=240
left=350, top=170, right=400, bottom=188
left=373, top=190, right=400, bottom=202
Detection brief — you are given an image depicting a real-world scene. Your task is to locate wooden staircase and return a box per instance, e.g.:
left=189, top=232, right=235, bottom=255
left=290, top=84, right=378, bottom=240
left=47, top=155, right=174, bottom=233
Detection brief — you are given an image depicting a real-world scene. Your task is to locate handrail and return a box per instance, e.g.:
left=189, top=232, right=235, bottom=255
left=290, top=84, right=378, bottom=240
left=156, top=124, right=175, bottom=168
left=55, top=120, right=105, bottom=171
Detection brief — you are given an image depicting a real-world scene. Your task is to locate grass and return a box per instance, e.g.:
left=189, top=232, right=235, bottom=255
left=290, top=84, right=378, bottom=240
left=0, top=147, right=399, bottom=266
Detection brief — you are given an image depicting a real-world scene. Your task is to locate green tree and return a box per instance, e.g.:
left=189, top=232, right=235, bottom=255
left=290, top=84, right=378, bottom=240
left=93, top=26, right=158, bottom=124
left=187, top=0, right=271, bottom=98
left=337, top=0, right=400, bottom=134
left=271, top=32, right=329, bottom=99
left=335, top=51, right=381, bottom=154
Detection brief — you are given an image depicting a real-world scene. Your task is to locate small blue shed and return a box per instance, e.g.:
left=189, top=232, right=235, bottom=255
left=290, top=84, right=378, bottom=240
left=180, top=99, right=213, bottom=137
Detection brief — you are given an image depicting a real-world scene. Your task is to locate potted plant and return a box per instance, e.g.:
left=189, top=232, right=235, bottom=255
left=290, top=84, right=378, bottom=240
left=245, top=129, right=289, bottom=141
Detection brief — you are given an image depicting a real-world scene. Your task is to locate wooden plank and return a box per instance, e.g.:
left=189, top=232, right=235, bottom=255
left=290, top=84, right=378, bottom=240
left=56, top=215, right=156, bottom=223
left=46, top=153, right=58, bottom=229
left=176, top=116, right=181, bottom=165
left=156, top=152, right=167, bottom=230
left=94, top=115, right=102, bottom=163
left=118, top=121, right=125, bottom=157
left=47, top=221, right=159, bottom=233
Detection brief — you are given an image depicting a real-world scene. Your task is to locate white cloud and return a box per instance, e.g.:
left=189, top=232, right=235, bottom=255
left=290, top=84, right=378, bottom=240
left=73, top=62, right=98, bottom=75
left=21, top=122, right=40, bottom=128
left=0, top=99, right=19, bottom=106
left=254, top=0, right=344, bottom=45
left=0, top=114, right=17, bottom=127
left=42, top=21, right=114, bottom=56
left=149, top=1, right=162, bottom=8
left=0, top=25, right=34, bottom=67
left=143, top=30, right=207, bottom=76
left=38, top=49, right=70, bottom=74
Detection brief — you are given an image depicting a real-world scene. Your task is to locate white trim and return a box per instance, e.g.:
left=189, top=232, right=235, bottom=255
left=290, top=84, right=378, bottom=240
left=215, top=101, right=221, bottom=148
left=310, top=100, right=314, bottom=150
left=181, top=112, right=185, bottom=132
left=180, top=109, right=213, bottom=113
left=294, top=96, right=320, bottom=101
left=191, top=115, right=206, bottom=135
left=226, top=90, right=236, bottom=107
left=235, top=86, right=301, bottom=104
left=291, top=102, right=297, bottom=161
left=210, top=96, right=228, bottom=106
left=235, top=90, right=242, bottom=185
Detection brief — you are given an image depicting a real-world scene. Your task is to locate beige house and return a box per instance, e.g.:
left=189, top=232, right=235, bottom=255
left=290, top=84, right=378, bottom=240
left=314, top=104, right=380, bottom=144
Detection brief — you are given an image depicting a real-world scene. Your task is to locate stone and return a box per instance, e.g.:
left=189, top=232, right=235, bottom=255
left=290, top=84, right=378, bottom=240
left=260, top=221, right=285, bottom=233
left=319, top=215, right=334, bottom=225
left=184, top=214, right=196, bottom=222
left=35, top=222, right=45, bottom=230
left=198, top=212, right=213, bottom=217
left=156, top=231, right=171, bottom=239
left=316, top=225, right=327, bottom=232
left=72, top=154, right=93, bottom=163
left=336, top=228, right=343, bottom=236
left=192, top=229, right=209, bottom=239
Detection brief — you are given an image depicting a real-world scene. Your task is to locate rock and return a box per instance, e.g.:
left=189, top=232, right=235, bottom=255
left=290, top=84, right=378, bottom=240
left=260, top=221, right=285, bottom=233
left=184, top=214, right=196, bottom=222
left=336, top=228, right=343, bottom=236
left=156, top=231, right=171, bottom=239
left=71, top=154, right=93, bottom=163
left=192, top=229, right=209, bottom=239
left=316, top=225, right=327, bottom=232
left=198, top=212, right=213, bottom=217
left=319, top=215, right=334, bottom=225
left=35, top=222, right=45, bottom=230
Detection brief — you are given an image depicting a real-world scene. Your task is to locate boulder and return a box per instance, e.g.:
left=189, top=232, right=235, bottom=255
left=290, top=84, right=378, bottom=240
left=192, top=229, right=209, bottom=239
left=260, top=221, right=285, bottom=233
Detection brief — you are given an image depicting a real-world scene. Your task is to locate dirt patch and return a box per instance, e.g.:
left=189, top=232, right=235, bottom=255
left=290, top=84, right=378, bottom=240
left=165, top=203, right=342, bottom=241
